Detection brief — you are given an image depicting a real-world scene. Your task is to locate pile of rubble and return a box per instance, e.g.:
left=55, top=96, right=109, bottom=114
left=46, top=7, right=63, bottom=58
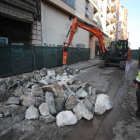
left=0, top=68, right=113, bottom=127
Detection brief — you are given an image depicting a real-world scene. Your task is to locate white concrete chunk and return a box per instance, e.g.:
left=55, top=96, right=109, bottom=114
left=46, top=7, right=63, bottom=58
left=56, top=111, right=77, bottom=127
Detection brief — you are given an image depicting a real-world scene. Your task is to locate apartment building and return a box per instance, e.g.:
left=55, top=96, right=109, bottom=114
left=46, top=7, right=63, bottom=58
left=116, top=5, right=128, bottom=40
left=41, top=0, right=112, bottom=59
left=0, top=0, right=41, bottom=45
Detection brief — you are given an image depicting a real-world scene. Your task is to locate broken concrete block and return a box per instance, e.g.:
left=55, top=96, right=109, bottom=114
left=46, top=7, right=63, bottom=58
left=41, top=85, right=54, bottom=93
left=34, top=73, right=41, bottom=81
left=73, top=98, right=94, bottom=120
left=39, top=114, right=56, bottom=123
left=47, top=70, right=55, bottom=78
left=25, top=105, right=39, bottom=120
left=85, top=95, right=97, bottom=106
left=0, top=78, right=6, bottom=85
left=53, top=85, right=67, bottom=99
left=54, top=98, right=65, bottom=113
left=65, top=95, right=79, bottom=110
left=56, top=111, right=77, bottom=127
left=40, top=69, right=47, bottom=77
left=31, top=85, right=43, bottom=97
left=82, top=83, right=92, bottom=94
left=30, top=78, right=37, bottom=83
left=22, top=74, right=30, bottom=81
left=95, top=94, right=113, bottom=115
left=0, top=84, right=7, bottom=91
left=45, top=92, right=56, bottom=115
left=39, top=80, right=48, bottom=86
left=0, top=91, right=13, bottom=102
left=92, top=88, right=96, bottom=95
left=22, top=92, right=35, bottom=107
left=0, top=114, right=3, bottom=118
left=12, top=106, right=26, bottom=121
left=58, top=81, right=67, bottom=86
left=39, top=103, right=50, bottom=116
left=75, top=88, right=88, bottom=98
left=7, top=97, right=19, bottom=105
left=61, top=76, right=74, bottom=85
left=13, top=85, right=24, bottom=97
left=56, top=74, right=62, bottom=81
left=3, top=105, right=19, bottom=117
left=25, top=82, right=34, bottom=89
left=35, top=97, right=45, bottom=108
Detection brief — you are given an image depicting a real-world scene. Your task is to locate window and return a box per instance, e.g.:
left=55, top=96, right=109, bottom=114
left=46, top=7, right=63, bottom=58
left=63, top=0, right=74, bottom=8
left=85, top=0, right=89, bottom=17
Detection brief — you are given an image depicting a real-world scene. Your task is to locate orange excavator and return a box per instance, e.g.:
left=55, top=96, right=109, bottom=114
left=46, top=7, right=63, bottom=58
left=62, top=17, right=130, bottom=69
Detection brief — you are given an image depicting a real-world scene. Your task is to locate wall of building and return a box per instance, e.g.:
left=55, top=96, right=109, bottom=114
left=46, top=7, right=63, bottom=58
left=41, top=2, right=89, bottom=48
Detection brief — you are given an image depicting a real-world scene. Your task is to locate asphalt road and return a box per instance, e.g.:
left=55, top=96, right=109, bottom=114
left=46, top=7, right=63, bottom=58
left=0, top=60, right=140, bottom=140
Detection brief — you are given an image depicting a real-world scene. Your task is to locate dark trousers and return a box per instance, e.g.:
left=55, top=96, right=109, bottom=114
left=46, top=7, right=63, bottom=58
left=136, top=89, right=140, bottom=116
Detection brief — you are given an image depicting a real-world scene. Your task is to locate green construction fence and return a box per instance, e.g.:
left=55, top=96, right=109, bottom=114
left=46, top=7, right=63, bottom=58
left=0, top=44, right=90, bottom=78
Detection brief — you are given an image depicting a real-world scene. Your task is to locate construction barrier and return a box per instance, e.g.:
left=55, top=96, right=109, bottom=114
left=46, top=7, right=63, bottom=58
left=0, top=44, right=90, bottom=77
left=130, top=49, right=139, bottom=60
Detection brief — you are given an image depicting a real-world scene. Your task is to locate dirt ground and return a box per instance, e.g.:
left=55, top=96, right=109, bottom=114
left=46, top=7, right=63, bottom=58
left=0, top=60, right=140, bottom=140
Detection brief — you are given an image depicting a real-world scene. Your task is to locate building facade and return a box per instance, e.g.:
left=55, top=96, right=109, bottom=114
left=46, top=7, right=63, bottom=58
left=0, top=0, right=41, bottom=45
left=41, top=0, right=115, bottom=59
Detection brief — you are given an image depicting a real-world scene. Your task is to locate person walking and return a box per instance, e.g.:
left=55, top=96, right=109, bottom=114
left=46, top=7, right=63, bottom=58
left=132, top=71, right=140, bottom=117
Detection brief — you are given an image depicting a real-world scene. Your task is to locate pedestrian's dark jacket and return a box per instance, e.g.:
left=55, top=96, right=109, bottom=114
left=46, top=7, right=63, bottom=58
left=133, top=78, right=140, bottom=88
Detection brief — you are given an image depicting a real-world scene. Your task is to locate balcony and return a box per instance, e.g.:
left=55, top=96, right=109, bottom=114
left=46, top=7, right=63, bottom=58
left=106, top=14, right=110, bottom=20
left=110, top=26, right=115, bottom=35
left=93, top=0, right=98, bottom=6
left=93, top=16, right=97, bottom=23
left=107, top=0, right=110, bottom=7
left=106, top=28, right=110, bottom=33
left=111, top=5, right=116, bottom=12
left=111, top=15, right=116, bottom=23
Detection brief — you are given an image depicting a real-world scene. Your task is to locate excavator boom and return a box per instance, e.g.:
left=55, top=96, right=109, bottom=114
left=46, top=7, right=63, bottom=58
left=63, top=17, right=105, bottom=64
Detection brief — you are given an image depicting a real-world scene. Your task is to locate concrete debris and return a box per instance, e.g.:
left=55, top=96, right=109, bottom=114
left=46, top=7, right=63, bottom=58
left=22, top=92, right=35, bottom=107
left=75, top=88, right=88, bottom=98
left=47, top=70, right=55, bottom=78
left=40, top=69, right=47, bottom=77
left=56, top=74, right=62, bottom=81
left=39, top=80, right=48, bottom=86
left=39, top=114, right=56, bottom=123
left=7, top=97, right=20, bottom=105
left=73, top=98, right=94, bottom=120
left=0, top=114, right=3, bottom=118
left=35, top=97, right=45, bottom=108
left=12, top=106, right=26, bottom=121
left=0, top=84, right=7, bottom=91
left=3, top=105, right=19, bottom=117
left=61, top=76, right=74, bottom=85
left=34, top=73, right=41, bottom=81
left=56, top=111, right=77, bottom=127
left=31, top=85, right=43, bottom=97
left=95, top=94, right=113, bottom=115
left=45, top=92, right=56, bottom=115
left=0, top=67, right=113, bottom=127
left=53, top=85, right=67, bottom=99
left=25, top=82, right=34, bottom=89
left=0, top=78, right=6, bottom=85
left=13, top=85, right=24, bottom=97
left=65, top=95, right=79, bottom=109
left=54, top=98, right=65, bottom=113
left=39, top=103, right=50, bottom=116
left=25, top=105, right=39, bottom=120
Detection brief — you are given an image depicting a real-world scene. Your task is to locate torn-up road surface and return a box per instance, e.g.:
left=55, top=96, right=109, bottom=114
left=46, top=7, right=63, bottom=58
left=0, top=60, right=139, bottom=140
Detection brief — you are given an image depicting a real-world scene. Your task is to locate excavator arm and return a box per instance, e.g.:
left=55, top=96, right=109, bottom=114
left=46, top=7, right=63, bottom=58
left=63, top=17, right=105, bottom=65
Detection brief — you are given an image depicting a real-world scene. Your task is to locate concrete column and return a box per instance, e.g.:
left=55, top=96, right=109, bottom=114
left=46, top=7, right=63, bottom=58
left=89, top=35, right=96, bottom=59
left=31, top=20, right=42, bottom=46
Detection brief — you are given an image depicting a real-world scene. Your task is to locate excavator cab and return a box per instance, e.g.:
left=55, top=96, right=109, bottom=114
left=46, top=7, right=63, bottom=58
left=99, top=40, right=130, bottom=69
left=108, top=40, right=128, bottom=61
